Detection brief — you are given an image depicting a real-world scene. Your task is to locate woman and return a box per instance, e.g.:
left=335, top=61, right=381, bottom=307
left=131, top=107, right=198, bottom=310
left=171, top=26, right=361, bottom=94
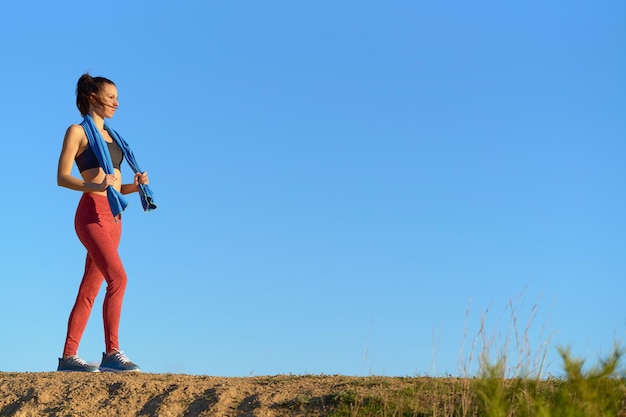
left=56, top=74, right=149, bottom=372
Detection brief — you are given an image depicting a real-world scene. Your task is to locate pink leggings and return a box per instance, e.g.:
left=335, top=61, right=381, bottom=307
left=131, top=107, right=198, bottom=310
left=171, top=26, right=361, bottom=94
left=63, top=193, right=128, bottom=356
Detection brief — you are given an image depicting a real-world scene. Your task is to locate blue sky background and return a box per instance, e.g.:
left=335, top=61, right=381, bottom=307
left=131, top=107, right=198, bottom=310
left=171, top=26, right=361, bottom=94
left=1, top=1, right=625, bottom=377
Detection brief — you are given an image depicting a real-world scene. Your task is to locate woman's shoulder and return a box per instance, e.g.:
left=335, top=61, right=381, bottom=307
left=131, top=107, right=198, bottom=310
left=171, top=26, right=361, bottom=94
left=64, top=123, right=87, bottom=138
left=63, top=123, right=88, bottom=146
left=66, top=123, right=85, bottom=133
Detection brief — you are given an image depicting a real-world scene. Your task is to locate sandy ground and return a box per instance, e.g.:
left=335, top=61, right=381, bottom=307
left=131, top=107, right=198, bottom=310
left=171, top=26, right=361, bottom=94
left=0, top=372, right=431, bottom=417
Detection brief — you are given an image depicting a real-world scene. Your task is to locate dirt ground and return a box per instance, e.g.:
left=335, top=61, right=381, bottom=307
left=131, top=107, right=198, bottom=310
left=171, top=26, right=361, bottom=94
left=0, top=372, right=433, bottom=417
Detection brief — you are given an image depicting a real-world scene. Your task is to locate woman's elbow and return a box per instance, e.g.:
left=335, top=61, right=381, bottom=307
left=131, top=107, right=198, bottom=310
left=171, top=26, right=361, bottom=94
left=57, top=173, right=70, bottom=188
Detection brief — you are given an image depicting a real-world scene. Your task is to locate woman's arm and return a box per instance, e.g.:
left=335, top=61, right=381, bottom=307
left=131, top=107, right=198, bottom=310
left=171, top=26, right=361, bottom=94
left=57, top=125, right=115, bottom=192
left=120, top=183, right=138, bottom=195
left=121, top=172, right=149, bottom=195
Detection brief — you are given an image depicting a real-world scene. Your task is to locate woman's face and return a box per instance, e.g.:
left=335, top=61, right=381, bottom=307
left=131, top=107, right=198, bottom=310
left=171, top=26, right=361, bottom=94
left=91, top=83, right=119, bottom=119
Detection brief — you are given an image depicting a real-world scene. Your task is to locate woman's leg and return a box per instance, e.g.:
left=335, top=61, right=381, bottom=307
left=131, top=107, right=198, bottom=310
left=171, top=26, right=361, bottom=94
left=63, top=193, right=127, bottom=355
left=63, top=254, right=105, bottom=356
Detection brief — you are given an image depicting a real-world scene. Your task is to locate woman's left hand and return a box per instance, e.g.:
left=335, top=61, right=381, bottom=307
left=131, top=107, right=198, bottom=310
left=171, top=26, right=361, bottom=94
left=134, top=172, right=149, bottom=186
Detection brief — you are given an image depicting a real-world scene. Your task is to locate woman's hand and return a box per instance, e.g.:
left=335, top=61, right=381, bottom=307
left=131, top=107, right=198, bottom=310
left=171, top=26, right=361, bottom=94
left=99, top=174, right=119, bottom=191
left=134, top=172, right=149, bottom=186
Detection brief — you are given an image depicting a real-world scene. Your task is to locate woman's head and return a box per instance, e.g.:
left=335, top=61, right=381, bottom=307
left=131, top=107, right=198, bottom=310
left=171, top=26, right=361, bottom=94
left=76, top=74, right=118, bottom=118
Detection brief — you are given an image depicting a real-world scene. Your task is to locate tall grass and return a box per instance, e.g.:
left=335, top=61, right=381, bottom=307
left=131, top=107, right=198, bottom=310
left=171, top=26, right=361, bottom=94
left=328, top=292, right=626, bottom=416
left=474, top=344, right=625, bottom=417
left=460, top=289, right=555, bottom=380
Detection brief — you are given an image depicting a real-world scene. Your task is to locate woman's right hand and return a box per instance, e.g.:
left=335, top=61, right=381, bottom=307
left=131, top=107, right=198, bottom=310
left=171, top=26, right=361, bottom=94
left=99, top=174, right=118, bottom=191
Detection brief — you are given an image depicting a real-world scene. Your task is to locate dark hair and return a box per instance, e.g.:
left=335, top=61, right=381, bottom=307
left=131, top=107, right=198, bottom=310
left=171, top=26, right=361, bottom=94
left=76, top=73, right=116, bottom=116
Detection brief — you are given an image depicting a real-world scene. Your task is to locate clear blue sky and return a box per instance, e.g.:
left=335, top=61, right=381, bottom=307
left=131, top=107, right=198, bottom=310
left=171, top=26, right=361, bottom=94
left=1, top=1, right=625, bottom=377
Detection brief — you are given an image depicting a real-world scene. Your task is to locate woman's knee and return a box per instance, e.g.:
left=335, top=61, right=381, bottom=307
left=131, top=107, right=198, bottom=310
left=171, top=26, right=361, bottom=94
left=106, top=270, right=128, bottom=291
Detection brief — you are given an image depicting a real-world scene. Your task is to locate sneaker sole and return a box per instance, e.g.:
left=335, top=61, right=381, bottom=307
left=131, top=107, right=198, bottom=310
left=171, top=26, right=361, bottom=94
left=57, top=369, right=100, bottom=373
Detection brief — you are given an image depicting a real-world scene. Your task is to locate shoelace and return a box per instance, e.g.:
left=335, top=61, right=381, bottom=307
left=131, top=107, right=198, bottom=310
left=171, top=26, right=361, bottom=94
left=111, top=350, right=131, bottom=364
left=68, top=356, right=89, bottom=366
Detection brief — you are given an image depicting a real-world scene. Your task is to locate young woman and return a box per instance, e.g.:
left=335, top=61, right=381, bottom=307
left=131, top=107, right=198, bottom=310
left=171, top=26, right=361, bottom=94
left=56, top=74, right=149, bottom=372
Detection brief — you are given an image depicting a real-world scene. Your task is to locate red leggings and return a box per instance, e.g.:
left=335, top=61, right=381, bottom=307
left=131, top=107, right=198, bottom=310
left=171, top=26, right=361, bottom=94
left=63, top=193, right=128, bottom=356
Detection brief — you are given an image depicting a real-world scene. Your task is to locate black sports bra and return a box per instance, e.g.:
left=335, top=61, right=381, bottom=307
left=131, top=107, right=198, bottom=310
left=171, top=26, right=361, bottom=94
left=75, top=141, right=124, bottom=172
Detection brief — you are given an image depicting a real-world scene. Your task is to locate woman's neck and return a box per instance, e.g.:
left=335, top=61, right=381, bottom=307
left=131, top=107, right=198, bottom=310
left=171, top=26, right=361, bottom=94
left=88, top=111, right=106, bottom=130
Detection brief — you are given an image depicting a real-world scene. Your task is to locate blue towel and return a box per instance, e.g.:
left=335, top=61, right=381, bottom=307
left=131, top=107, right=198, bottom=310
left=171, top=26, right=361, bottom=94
left=81, top=115, right=157, bottom=217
